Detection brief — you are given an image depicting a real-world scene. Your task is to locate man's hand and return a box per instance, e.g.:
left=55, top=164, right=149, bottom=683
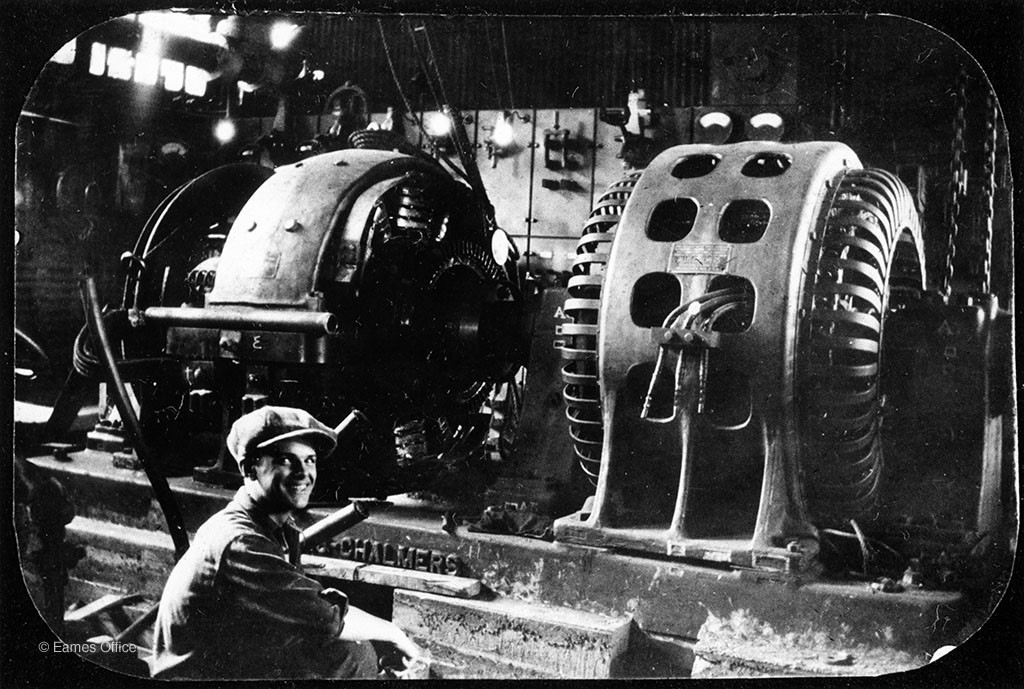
left=339, top=605, right=424, bottom=665
left=318, top=587, right=348, bottom=613
left=387, top=624, right=423, bottom=663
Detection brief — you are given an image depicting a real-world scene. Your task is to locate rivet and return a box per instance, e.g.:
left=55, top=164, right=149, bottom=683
left=284, top=219, right=302, bottom=232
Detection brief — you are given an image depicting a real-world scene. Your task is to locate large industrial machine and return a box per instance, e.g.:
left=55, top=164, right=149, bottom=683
left=555, top=141, right=926, bottom=571
left=13, top=12, right=1016, bottom=679
left=555, top=136, right=1012, bottom=582
left=94, top=141, right=527, bottom=501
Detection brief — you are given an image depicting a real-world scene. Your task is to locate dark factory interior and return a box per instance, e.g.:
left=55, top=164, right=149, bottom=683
left=9, top=7, right=1020, bottom=681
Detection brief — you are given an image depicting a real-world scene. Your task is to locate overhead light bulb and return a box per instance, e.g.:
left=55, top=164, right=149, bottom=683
left=270, top=21, right=299, bottom=50
left=423, top=111, right=452, bottom=138
left=214, top=119, right=236, bottom=143
left=699, top=111, right=732, bottom=129
left=490, top=112, right=515, bottom=149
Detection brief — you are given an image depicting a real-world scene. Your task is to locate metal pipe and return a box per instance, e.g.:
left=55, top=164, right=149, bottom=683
left=143, top=306, right=339, bottom=335
left=301, top=501, right=371, bottom=551
left=81, top=277, right=190, bottom=561
left=334, top=409, right=369, bottom=437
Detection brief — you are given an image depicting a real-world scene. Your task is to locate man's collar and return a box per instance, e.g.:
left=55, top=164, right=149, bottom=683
left=233, top=486, right=297, bottom=534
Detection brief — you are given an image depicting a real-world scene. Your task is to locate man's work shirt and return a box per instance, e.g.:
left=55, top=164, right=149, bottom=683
left=150, top=487, right=350, bottom=679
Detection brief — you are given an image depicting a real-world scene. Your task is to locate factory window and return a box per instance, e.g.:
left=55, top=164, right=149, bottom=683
left=706, top=275, right=754, bottom=333
left=161, top=59, right=185, bottom=92
left=671, top=154, right=720, bottom=179
left=106, top=47, right=135, bottom=80
left=134, top=52, right=160, bottom=85
left=630, top=273, right=681, bottom=327
left=184, top=66, right=210, bottom=96
left=719, top=199, right=771, bottom=243
left=647, top=198, right=698, bottom=242
left=86, top=40, right=207, bottom=97
left=89, top=42, right=107, bottom=75
left=741, top=152, right=791, bottom=177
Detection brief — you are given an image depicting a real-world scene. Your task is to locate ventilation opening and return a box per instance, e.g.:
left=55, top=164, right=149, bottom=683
left=719, top=199, right=771, bottom=243
left=704, top=355, right=752, bottom=430
left=671, top=154, right=721, bottom=179
left=599, top=361, right=682, bottom=526
left=647, top=198, right=698, bottom=242
left=741, top=152, right=792, bottom=177
left=706, top=275, right=755, bottom=332
left=631, top=273, right=681, bottom=327
left=683, top=416, right=764, bottom=539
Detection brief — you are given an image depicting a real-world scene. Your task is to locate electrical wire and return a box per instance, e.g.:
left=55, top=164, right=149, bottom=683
left=405, top=18, right=443, bottom=111
left=483, top=20, right=504, bottom=112
left=641, top=288, right=749, bottom=422
left=500, top=20, right=516, bottom=112
left=378, top=18, right=476, bottom=190
left=420, top=19, right=451, bottom=108
left=377, top=19, right=426, bottom=138
left=81, top=276, right=190, bottom=561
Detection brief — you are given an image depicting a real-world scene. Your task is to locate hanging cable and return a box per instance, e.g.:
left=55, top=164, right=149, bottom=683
left=941, top=64, right=968, bottom=296
left=420, top=19, right=451, bottom=108
left=483, top=20, right=504, bottom=112
left=404, top=18, right=443, bottom=111
left=377, top=18, right=426, bottom=138
left=378, top=17, right=470, bottom=188
left=500, top=20, right=516, bottom=112
left=980, top=87, right=997, bottom=294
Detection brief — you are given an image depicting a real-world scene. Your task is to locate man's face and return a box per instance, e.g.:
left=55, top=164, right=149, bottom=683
left=250, top=438, right=318, bottom=512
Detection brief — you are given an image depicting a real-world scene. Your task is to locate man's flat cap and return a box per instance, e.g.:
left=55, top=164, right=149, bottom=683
left=227, top=406, right=338, bottom=467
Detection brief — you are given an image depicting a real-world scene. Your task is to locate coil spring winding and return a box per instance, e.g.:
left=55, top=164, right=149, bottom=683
left=799, top=168, right=925, bottom=524
left=348, top=128, right=420, bottom=157
left=558, top=172, right=642, bottom=485
left=395, top=181, right=441, bottom=243
left=394, top=418, right=434, bottom=468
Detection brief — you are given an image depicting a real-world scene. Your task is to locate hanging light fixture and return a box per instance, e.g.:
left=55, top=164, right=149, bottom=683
left=269, top=21, right=300, bottom=50
left=214, top=119, right=236, bottom=143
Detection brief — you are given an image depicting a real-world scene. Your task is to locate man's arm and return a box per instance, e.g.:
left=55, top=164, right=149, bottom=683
left=220, top=533, right=343, bottom=640
left=337, top=605, right=422, bottom=660
left=222, top=534, right=421, bottom=663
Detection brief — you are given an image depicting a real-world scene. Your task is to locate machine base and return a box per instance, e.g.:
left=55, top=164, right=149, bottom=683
left=553, top=511, right=811, bottom=573
left=20, top=449, right=974, bottom=678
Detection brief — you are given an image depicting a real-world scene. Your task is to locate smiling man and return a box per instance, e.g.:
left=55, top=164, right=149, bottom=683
left=150, top=406, right=421, bottom=679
